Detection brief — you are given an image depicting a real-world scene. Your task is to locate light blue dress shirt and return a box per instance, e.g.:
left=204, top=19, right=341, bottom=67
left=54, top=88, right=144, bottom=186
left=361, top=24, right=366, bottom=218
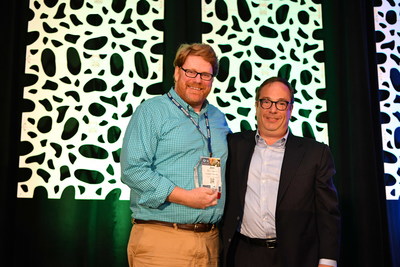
left=120, top=88, right=230, bottom=224
left=240, top=130, right=287, bottom=239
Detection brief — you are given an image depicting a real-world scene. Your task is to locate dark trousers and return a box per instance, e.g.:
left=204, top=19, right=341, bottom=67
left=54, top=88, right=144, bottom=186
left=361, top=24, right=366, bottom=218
left=227, top=232, right=280, bottom=267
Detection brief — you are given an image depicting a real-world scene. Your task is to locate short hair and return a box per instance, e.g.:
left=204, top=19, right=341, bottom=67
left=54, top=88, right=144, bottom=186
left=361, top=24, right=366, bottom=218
left=255, top=77, right=295, bottom=102
left=173, top=43, right=219, bottom=76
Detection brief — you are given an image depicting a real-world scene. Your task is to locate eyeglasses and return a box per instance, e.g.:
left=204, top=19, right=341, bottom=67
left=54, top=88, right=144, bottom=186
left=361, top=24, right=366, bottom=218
left=180, top=67, right=214, bottom=81
left=258, top=98, right=293, bottom=111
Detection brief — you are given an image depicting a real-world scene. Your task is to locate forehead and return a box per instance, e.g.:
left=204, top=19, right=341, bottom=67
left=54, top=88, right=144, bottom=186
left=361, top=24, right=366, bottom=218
left=183, top=55, right=213, bottom=72
left=259, top=82, right=291, bottom=100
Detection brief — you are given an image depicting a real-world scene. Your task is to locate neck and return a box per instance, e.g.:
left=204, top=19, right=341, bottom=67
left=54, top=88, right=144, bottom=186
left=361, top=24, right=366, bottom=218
left=261, top=135, right=280, bottom=145
left=259, top=131, right=287, bottom=145
left=191, top=102, right=205, bottom=113
left=192, top=106, right=201, bottom=113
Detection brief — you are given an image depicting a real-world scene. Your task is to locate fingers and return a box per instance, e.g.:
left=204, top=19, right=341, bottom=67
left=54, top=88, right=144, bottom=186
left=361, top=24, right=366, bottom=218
left=169, top=187, right=220, bottom=209
left=205, top=190, right=219, bottom=208
left=190, top=187, right=219, bottom=209
left=203, top=187, right=219, bottom=198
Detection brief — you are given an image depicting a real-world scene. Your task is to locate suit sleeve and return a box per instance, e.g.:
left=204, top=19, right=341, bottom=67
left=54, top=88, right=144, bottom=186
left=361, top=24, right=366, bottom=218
left=315, top=144, right=341, bottom=260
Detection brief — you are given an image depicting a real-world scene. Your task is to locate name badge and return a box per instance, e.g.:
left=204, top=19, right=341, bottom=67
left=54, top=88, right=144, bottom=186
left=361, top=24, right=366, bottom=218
left=200, top=157, right=222, bottom=199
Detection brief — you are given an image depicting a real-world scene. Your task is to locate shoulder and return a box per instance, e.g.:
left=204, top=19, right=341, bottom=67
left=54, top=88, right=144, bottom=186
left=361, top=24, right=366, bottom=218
left=228, top=130, right=256, bottom=143
left=129, top=94, right=172, bottom=127
left=288, top=133, right=330, bottom=151
left=206, top=103, right=226, bottom=118
left=135, top=94, right=169, bottom=112
left=206, top=104, right=231, bottom=131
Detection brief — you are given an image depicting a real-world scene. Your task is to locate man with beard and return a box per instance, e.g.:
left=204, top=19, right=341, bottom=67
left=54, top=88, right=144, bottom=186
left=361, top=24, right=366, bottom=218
left=121, top=43, right=230, bottom=267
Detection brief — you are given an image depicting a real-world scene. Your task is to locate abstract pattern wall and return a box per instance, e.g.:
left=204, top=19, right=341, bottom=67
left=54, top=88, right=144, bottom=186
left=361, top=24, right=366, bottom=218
left=19, top=0, right=164, bottom=200
left=374, top=0, right=400, bottom=200
left=18, top=0, right=328, bottom=200
left=203, top=0, right=328, bottom=141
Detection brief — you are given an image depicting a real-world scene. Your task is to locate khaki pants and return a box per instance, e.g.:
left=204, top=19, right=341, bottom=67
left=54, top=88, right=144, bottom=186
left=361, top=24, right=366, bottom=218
left=127, top=223, right=220, bottom=267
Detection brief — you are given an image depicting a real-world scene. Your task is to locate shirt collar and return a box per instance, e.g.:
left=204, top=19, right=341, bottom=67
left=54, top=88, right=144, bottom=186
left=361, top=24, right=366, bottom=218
left=169, top=87, right=209, bottom=114
left=255, top=129, right=289, bottom=148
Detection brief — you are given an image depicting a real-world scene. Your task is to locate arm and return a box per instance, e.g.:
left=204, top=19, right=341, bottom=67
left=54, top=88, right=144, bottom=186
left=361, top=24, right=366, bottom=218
left=121, top=103, right=219, bottom=209
left=315, top=144, right=341, bottom=262
left=120, top=104, right=175, bottom=208
left=167, top=186, right=219, bottom=209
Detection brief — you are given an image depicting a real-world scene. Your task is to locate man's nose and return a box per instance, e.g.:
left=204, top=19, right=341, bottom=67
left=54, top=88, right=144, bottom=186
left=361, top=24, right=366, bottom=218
left=193, top=74, right=203, bottom=82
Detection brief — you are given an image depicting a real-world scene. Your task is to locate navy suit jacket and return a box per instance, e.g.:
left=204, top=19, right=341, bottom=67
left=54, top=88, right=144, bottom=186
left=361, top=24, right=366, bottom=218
left=221, top=130, right=341, bottom=266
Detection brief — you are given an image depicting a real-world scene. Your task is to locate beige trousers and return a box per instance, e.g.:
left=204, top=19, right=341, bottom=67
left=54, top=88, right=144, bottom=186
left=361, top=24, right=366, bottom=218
left=127, top=223, right=220, bottom=267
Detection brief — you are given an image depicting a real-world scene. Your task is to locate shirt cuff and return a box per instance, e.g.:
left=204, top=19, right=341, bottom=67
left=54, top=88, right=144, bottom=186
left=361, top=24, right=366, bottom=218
left=319, top=258, right=337, bottom=267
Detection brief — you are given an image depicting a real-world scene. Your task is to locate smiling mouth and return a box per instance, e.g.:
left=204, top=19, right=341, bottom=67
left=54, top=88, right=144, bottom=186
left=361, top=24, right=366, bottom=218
left=188, top=85, right=202, bottom=91
left=266, top=116, right=279, bottom=122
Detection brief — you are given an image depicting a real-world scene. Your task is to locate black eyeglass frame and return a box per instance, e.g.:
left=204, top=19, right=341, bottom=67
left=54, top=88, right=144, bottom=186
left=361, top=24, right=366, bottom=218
left=258, top=98, right=293, bottom=111
left=180, top=67, right=214, bottom=81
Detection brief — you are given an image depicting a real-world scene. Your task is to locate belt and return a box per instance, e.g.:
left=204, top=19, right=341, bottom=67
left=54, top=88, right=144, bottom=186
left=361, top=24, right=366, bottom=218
left=238, top=232, right=277, bottom=248
left=133, top=219, right=216, bottom=232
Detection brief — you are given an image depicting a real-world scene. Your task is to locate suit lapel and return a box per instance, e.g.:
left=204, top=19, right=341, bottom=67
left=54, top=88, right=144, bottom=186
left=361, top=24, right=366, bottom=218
left=277, top=133, right=306, bottom=206
left=238, top=131, right=256, bottom=208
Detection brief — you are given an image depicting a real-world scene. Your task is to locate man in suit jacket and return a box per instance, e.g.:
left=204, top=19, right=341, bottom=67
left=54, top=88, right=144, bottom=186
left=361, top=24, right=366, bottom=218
left=221, top=77, right=341, bottom=267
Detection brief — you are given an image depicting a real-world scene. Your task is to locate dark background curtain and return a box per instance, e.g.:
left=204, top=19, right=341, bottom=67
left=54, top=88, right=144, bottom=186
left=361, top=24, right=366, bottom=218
left=322, top=1, right=392, bottom=266
left=1, top=0, right=396, bottom=266
left=1, top=0, right=29, bottom=263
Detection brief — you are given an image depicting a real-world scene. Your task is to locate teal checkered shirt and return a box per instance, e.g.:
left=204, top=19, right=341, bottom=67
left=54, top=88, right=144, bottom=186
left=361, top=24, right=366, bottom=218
left=121, top=88, right=230, bottom=224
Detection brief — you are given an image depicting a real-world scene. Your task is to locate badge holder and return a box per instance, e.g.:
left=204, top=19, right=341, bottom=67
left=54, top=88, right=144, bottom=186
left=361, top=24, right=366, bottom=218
left=194, top=157, right=222, bottom=199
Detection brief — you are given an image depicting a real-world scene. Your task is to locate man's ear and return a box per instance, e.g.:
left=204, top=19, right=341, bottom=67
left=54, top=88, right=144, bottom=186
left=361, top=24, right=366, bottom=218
left=173, top=66, right=179, bottom=83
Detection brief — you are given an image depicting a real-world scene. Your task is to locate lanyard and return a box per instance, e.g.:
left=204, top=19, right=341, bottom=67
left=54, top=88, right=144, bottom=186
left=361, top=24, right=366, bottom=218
left=167, top=92, right=213, bottom=157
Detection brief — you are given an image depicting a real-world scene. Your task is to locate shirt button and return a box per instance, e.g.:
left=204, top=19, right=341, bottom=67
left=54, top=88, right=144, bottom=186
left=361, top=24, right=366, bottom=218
left=236, top=216, right=240, bottom=220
